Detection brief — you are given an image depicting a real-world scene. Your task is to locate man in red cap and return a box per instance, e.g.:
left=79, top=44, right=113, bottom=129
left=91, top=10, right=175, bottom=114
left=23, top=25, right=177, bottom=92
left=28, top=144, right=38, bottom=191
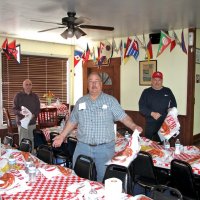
left=139, top=71, right=177, bottom=142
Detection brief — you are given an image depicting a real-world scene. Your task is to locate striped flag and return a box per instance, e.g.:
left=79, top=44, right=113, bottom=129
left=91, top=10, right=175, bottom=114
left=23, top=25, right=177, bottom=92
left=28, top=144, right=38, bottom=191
left=126, top=39, right=139, bottom=60
left=157, top=31, right=172, bottom=57
left=181, top=30, right=187, bottom=54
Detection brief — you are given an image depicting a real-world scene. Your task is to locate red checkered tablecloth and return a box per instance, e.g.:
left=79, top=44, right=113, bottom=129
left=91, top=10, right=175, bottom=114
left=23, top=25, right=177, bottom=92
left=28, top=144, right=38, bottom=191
left=140, top=137, right=200, bottom=175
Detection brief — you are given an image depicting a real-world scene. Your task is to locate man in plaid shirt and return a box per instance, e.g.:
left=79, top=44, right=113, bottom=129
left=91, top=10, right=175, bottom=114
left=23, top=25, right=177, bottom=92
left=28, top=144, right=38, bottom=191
left=53, top=72, right=143, bottom=182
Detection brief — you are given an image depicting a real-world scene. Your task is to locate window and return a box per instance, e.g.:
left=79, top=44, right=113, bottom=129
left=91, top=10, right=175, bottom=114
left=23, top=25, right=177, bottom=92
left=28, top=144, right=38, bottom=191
left=2, top=53, right=68, bottom=122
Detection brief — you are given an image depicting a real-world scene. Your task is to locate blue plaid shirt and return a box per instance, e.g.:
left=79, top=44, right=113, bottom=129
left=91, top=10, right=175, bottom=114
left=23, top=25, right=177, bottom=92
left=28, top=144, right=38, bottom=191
left=69, top=92, right=127, bottom=144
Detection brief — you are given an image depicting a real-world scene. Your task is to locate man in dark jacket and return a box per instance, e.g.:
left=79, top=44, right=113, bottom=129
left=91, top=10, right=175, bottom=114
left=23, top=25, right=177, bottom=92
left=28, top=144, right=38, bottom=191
left=13, top=79, right=40, bottom=151
left=139, top=71, right=177, bottom=142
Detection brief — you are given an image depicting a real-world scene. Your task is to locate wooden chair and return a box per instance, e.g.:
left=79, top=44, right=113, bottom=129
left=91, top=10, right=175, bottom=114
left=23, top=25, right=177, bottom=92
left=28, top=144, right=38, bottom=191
left=38, top=107, right=58, bottom=129
left=3, top=108, right=19, bottom=147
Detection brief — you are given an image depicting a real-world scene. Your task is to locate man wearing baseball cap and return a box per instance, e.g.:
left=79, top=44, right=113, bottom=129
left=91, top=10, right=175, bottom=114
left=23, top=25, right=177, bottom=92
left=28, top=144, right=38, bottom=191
left=139, top=71, right=177, bottom=142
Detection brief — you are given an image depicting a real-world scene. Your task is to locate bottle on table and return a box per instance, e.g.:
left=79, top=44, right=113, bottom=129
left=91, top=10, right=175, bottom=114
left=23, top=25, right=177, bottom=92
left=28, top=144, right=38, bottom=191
left=124, top=131, right=130, bottom=140
left=28, top=163, right=36, bottom=182
left=175, top=138, right=181, bottom=154
left=164, top=139, right=170, bottom=150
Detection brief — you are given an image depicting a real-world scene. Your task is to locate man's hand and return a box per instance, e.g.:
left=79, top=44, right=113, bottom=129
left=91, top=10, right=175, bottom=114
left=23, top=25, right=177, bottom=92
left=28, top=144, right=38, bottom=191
left=151, top=112, right=161, bottom=120
left=52, top=134, right=65, bottom=148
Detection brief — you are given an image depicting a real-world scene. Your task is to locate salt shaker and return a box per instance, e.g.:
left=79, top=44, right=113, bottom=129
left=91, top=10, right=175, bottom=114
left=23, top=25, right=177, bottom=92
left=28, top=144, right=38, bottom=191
left=29, top=164, right=36, bottom=182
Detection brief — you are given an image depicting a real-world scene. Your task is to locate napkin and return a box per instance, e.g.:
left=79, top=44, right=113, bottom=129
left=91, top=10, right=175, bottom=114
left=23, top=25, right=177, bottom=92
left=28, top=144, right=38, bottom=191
left=107, top=129, right=141, bottom=167
left=38, top=166, right=61, bottom=179
left=192, top=163, right=200, bottom=170
left=20, top=106, right=32, bottom=129
left=67, top=181, right=104, bottom=199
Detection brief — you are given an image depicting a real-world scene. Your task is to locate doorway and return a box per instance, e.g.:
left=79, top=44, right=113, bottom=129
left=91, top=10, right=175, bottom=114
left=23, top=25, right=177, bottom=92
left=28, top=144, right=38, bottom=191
left=83, top=57, right=121, bottom=102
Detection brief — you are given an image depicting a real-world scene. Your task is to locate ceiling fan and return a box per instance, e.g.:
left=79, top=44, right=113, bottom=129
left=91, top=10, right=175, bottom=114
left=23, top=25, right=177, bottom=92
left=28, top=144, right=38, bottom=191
left=31, top=12, right=114, bottom=39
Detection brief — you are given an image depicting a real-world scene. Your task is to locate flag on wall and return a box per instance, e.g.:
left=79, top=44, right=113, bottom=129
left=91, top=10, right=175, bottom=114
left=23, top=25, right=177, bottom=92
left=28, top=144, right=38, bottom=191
left=1, top=39, right=20, bottom=63
left=82, top=43, right=90, bottom=63
left=146, top=39, right=153, bottom=60
left=126, top=39, right=139, bottom=60
left=181, top=30, right=187, bottom=54
left=100, top=40, right=112, bottom=59
left=156, top=31, right=172, bottom=57
left=74, top=50, right=83, bottom=67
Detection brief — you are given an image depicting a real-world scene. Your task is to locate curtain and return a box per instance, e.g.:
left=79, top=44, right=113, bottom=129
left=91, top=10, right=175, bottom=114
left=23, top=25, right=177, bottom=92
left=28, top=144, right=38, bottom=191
left=2, top=53, right=68, bottom=122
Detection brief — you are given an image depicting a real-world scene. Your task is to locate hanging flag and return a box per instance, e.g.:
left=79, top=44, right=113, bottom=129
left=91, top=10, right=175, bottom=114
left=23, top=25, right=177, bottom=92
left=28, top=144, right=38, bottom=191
left=157, top=31, right=172, bottom=57
left=119, top=40, right=123, bottom=63
left=126, top=39, right=139, bottom=60
left=74, top=50, right=83, bottom=67
left=181, top=30, right=187, bottom=54
left=100, top=40, right=112, bottom=60
left=13, top=44, right=21, bottom=63
left=170, top=36, right=176, bottom=52
left=1, top=38, right=10, bottom=59
left=8, top=40, right=18, bottom=60
left=124, top=37, right=132, bottom=58
left=82, top=43, right=90, bottom=63
left=92, top=47, right=96, bottom=62
left=146, top=39, right=153, bottom=60
left=135, top=35, right=146, bottom=50
left=111, top=38, right=118, bottom=57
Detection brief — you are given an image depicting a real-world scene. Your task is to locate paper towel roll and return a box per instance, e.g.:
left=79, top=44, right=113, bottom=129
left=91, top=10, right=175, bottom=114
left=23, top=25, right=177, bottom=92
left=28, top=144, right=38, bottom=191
left=105, top=178, right=122, bottom=200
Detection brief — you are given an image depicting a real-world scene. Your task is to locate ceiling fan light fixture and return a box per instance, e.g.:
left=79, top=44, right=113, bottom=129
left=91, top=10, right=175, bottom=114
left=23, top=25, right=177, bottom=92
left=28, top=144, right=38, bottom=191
left=60, top=28, right=74, bottom=39
left=74, top=27, right=87, bottom=39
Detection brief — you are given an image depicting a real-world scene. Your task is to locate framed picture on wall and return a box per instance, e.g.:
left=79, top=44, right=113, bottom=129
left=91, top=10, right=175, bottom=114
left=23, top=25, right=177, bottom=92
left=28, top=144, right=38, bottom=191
left=139, top=60, right=157, bottom=86
left=196, top=48, right=200, bottom=64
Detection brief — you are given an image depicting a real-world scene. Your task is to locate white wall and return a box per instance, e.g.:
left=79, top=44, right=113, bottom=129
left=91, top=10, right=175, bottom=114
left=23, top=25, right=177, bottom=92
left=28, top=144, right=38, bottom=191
left=193, top=29, right=200, bottom=135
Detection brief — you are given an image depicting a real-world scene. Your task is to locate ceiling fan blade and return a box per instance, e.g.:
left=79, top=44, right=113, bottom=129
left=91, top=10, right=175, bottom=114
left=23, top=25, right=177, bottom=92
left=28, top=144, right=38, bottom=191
left=31, top=19, right=63, bottom=26
left=74, top=16, right=90, bottom=25
left=79, top=24, right=114, bottom=31
left=38, top=27, right=66, bottom=33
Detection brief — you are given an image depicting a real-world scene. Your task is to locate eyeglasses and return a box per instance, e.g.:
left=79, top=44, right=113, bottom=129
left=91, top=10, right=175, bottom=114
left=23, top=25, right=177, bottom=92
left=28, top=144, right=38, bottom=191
left=88, top=81, right=101, bottom=85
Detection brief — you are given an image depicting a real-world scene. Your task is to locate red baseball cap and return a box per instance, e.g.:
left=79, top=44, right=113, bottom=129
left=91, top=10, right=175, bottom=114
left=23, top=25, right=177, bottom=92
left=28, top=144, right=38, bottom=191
left=152, top=71, right=163, bottom=79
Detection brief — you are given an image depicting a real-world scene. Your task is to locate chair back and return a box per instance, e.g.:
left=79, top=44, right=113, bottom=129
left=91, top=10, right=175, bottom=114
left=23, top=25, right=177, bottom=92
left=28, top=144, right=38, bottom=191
left=67, top=136, right=77, bottom=159
left=3, top=108, right=15, bottom=134
left=131, top=151, right=158, bottom=188
left=3, top=108, right=19, bottom=147
left=19, top=138, right=32, bottom=152
left=33, top=129, right=48, bottom=149
left=3, top=136, right=13, bottom=146
left=103, top=164, right=133, bottom=195
left=171, top=159, right=199, bottom=200
left=151, top=184, right=183, bottom=200
left=38, top=107, right=58, bottom=129
left=73, top=154, right=97, bottom=181
left=37, top=144, right=54, bottom=164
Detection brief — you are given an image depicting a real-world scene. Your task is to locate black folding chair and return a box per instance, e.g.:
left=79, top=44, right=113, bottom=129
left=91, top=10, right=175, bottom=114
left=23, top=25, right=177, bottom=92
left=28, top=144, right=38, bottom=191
left=131, top=151, right=159, bottom=195
left=19, top=138, right=32, bottom=152
left=151, top=184, right=183, bottom=200
left=33, top=129, right=48, bottom=150
left=73, top=154, right=97, bottom=181
left=36, top=144, right=54, bottom=164
left=171, top=159, right=200, bottom=200
left=103, top=164, right=133, bottom=195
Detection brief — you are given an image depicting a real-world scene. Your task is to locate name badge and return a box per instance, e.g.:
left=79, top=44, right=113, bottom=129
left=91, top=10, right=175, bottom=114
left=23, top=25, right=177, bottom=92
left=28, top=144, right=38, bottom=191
left=79, top=102, right=86, bottom=110
left=102, top=104, right=108, bottom=109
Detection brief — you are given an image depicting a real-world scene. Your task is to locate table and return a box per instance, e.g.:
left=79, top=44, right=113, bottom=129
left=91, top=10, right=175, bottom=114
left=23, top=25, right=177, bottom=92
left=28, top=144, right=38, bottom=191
left=0, top=148, right=136, bottom=200
left=107, top=136, right=200, bottom=175
left=139, top=138, right=200, bottom=175
left=40, top=103, right=69, bottom=118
